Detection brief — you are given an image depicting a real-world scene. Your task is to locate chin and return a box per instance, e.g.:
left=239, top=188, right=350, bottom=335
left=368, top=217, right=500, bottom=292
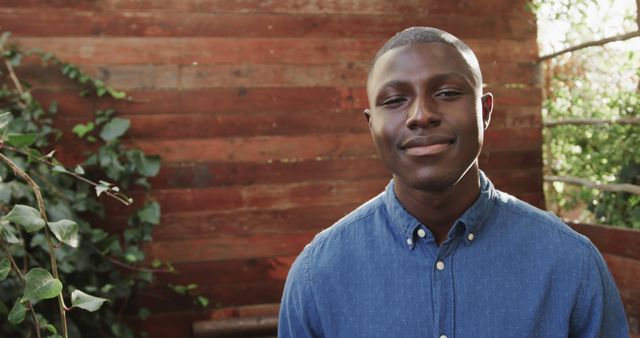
left=402, top=164, right=477, bottom=193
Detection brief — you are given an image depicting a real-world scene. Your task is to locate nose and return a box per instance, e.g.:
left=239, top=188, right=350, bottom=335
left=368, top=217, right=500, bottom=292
left=406, top=98, right=441, bottom=129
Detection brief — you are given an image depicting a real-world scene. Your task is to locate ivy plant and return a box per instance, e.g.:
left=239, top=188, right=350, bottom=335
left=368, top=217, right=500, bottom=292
left=0, top=32, right=205, bottom=337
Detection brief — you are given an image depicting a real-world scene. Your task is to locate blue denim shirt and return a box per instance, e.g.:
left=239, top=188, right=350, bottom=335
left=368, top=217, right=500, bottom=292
left=279, top=173, right=629, bottom=337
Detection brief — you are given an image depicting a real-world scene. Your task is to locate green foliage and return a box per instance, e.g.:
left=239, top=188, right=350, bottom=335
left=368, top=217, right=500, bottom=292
left=533, top=0, right=640, bottom=228
left=22, top=268, right=62, bottom=302
left=0, top=32, right=210, bottom=337
left=70, top=290, right=108, bottom=312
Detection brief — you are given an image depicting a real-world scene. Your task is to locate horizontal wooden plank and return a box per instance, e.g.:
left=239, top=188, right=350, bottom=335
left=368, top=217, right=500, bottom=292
left=150, top=158, right=386, bottom=190
left=104, top=203, right=359, bottom=239
left=135, top=279, right=284, bottom=314
left=14, top=37, right=538, bottom=65
left=0, top=9, right=535, bottom=39
left=571, top=223, right=640, bottom=261
left=132, top=311, right=206, bottom=338
left=0, top=0, right=533, bottom=16
left=32, top=86, right=541, bottom=116
left=145, top=232, right=315, bottom=263
left=602, top=254, right=640, bottom=334
left=162, top=257, right=295, bottom=286
left=16, top=60, right=538, bottom=90
left=33, top=87, right=370, bottom=115
left=142, top=178, right=388, bottom=215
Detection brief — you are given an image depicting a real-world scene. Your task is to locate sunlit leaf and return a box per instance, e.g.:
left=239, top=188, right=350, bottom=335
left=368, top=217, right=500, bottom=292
left=0, top=258, right=10, bottom=280
left=72, top=122, right=94, bottom=138
left=0, top=112, right=12, bottom=140
left=8, top=300, right=26, bottom=325
left=5, top=204, right=45, bottom=233
left=71, top=289, right=109, bottom=312
left=22, top=268, right=63, bottom=302
left=137, top=201, right=160, bottom=225
left=47, top=219, right=79, bottom=248
left=6, top=133, right=37, bottom=147
left=99, top=117, right=130, bottom=141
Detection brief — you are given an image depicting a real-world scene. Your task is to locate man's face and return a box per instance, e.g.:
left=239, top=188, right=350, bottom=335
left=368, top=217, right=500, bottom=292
left=366, top=43, right=492, bottom=192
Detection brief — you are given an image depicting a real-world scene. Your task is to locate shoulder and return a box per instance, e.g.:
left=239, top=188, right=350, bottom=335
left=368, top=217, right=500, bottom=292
left=302, top=192, right=386, bottom=258
left=492, top=190, right=596, bottom=255
left=287, top=191, right=390, bottom=283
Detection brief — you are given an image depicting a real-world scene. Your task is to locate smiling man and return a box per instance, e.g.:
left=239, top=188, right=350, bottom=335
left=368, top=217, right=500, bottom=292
left=279, top=27, right=628, bottom=338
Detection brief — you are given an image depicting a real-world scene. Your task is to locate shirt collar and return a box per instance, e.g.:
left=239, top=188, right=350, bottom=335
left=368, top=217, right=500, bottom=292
left=382, top=171, right=497, bottom=249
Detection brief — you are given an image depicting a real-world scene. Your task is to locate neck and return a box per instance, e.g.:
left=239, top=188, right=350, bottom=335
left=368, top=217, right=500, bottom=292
left=393, top=166, right=481, bottom=245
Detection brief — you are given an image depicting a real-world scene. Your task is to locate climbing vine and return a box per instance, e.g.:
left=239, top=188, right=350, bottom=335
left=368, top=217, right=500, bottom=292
left=0, top=32, right=205, bottom=337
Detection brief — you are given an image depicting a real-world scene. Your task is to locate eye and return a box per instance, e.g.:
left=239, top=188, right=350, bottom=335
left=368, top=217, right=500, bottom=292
left=378, top=97, right=407, bottom=107
left=434, top=89, right=463, bottom=99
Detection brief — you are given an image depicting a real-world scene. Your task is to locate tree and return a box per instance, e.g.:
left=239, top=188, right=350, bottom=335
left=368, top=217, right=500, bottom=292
left=531, top=0, right=640, bottom=228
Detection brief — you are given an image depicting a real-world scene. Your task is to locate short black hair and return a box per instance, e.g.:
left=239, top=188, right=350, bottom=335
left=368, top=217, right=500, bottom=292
left=369, top=27, right=482, bottom=88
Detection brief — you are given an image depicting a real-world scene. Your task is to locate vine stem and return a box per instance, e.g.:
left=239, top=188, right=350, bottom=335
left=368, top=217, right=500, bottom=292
left=3, top=146, right=133, bottom=206
left=0, top=152, right=68, bottom=338
left=0, top=244, right=41, bottom=338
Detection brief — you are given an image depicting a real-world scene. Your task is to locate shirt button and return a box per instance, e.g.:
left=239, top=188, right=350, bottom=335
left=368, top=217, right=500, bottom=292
left=406, top=238, right=413, bottom=246
left=467, top=232, right=475, bottom=241
left=440, top=335, right=448, bottom=338
left=436, top=261, right=445, bottom=270
left=417, top=229, right=426, bottom=238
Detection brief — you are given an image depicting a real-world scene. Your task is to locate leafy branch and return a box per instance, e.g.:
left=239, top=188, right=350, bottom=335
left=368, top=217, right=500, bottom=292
left=544, top=116, right=640, bottom=126
left=545, top=175, right=640, bottom=195
left=538, top=30, right=640, bottom=61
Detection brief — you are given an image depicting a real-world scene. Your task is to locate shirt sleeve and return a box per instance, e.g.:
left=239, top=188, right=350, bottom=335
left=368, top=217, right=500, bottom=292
left=569, top=242, right=629, bottom=338
left=278, top=247, right=324, bottom=338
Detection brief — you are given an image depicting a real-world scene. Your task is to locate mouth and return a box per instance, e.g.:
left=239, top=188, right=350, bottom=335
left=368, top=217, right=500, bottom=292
left=401, top=135, right=455, bottom=156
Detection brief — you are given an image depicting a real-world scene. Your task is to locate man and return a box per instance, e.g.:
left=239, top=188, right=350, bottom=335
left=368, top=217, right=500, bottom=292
left=279, top=27, right=629, bottom=338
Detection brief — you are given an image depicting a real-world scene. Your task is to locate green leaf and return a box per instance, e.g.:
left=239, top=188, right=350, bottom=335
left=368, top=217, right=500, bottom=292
left=0, top=300, right=8, bottom=315
left=138, top=307, right=150, bottom=320
left=95, top=184, right=109, bottom=197
left=42, top=323, right=57, bottom=334
left=137, top=155, right=161, bottom=177
left=47, top=219, right=79, bottom=248
left=0, top=32, right=11, bottom=48
left=8, top=300, right=27, bottom=325
left=52, top=165, right=68, bottom=174
left=72, top=122, right=94, bottom=138
left=6, top=133, right=37, bottom=147
left=1, top=223, right=20, bottom=244
left=6, top=204, right=45, bottom=233
left=48, top=101, right=58, bottom=114
left=71, top=289, right=109, bottom=312
left=196, top=296, right=209, bottom=307
left=99, top=117, right=130, bottom=141
left=0, top=111, right=12, bottom=141
left=74, top=165, right=85, bottom=175
left=123, top=246, right=144, bottom=263
left=137, top=201, right=160, bottom=225
left=0, top=257, right=10, bottom=280
left=22, top=268, right=63, bottom=302
left=107, top=87, right=127, bottom=99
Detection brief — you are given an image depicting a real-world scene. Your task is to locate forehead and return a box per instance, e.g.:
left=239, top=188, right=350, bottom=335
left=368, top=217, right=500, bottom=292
left=368, top=43, right=478, bottom=94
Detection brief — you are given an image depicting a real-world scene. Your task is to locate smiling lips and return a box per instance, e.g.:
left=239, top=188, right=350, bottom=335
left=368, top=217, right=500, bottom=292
left=401, top=135, right=455, bottom=156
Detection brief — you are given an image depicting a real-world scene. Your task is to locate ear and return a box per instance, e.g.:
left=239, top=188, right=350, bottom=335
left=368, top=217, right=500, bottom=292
left=480, top=93, right=493, bottom=130
left=364, top=109, right=372, bottom=124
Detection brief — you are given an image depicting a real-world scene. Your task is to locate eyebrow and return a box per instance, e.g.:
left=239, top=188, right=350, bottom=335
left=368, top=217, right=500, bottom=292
left=376, top=72, right=476, bottom=95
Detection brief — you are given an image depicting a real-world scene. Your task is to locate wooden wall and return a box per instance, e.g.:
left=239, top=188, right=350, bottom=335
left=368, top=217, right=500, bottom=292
left=0, top=1, right=543, bottom=336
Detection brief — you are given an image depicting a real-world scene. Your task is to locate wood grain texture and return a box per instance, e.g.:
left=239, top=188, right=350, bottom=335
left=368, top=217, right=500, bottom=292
left=1, top=0, right=533, bottom=16
left=0, top=9, right=535, bottom=39
left=14, top=37, right=538, bottom=65
left=0, top=1, right=551, bottom=336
